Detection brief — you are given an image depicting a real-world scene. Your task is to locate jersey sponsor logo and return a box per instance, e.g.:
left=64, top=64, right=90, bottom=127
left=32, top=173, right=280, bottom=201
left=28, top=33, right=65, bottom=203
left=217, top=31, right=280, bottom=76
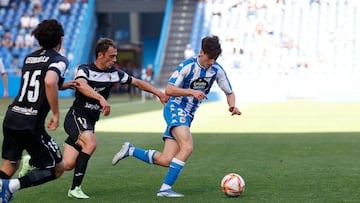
left=85, top=102, right=101, bottom=111
left=11, top=105, right=38, bottom=115
left=190, top=78, right=209, bottom=90
left=25, top=56, right=50, bottom=64
left=94, top=87, right=105, bottom=92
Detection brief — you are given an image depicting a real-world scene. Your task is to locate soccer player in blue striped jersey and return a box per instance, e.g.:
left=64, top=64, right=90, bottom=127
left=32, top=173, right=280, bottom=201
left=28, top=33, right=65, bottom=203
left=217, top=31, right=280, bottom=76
left=112, top=35, right=241, bottom=197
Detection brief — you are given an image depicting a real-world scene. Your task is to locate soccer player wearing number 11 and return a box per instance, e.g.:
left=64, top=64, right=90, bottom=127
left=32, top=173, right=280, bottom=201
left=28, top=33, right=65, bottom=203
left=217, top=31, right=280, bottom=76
left=113, top=35, right=242, bottom=197
left=0, top=19, right=77, bottom=202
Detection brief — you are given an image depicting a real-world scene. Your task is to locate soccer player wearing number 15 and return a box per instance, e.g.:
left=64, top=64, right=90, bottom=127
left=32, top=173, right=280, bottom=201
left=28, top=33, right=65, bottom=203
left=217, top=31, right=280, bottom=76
left=113, top=35, right=241, bottom=197
left=0, top=19, right=77, bottom=202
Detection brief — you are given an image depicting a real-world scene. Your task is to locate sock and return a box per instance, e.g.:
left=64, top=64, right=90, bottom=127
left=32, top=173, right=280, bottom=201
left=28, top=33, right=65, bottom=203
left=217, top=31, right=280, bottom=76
left=160, top=158, right=185, bottom=191
left=9, top=179, right=20, bottom=193
left=18, top=168, right=56, bottom=189
left=71, top=151, right=91, bottom=190
left=0, top=170, right=10, bottom=179
left=132, top=147, right=156, bottom=164
left=159, top=183, right=171, bottom=191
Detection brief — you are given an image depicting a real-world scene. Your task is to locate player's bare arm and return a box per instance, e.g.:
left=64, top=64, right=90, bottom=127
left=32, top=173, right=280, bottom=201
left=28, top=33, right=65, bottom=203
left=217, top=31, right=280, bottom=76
left=131, top=77, right=169, bottom=105
left=59, top=80, right=79, bottom=90
left=165, top=84, right=207, bottom=101
left=76, top=78, right=111, bottom=116
left=226, top=92, right=241, bottom=116
left=45, top=70, right=60, bottom=130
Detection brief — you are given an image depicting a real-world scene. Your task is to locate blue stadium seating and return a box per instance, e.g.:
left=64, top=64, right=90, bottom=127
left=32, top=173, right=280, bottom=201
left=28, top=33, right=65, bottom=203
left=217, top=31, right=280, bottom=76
left=0, top=0, right=88, bottom=75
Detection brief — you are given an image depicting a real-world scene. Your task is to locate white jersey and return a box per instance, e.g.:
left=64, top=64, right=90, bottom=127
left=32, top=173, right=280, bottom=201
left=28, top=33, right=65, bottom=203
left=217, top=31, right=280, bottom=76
left=167, top=56, right=233, bottom=117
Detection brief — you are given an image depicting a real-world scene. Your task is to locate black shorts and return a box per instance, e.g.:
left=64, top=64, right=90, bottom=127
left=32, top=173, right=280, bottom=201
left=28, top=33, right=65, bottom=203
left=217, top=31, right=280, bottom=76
left=2, top=126, right=62, bottom=168
left=63, top=109, right=95, bottom=152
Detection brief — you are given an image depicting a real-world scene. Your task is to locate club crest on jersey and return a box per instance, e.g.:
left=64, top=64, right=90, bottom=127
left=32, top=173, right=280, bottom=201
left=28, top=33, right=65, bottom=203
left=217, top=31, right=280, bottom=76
left=190, top=78, right=209, bottom=90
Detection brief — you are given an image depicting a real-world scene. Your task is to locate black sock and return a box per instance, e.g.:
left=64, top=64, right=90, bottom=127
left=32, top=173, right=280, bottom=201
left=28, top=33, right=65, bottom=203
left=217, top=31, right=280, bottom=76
left=71, top=151, right=91, bottom=190
left=18, top=168, right=56, bottom=189
left=0, top=171, right=10, bottom=179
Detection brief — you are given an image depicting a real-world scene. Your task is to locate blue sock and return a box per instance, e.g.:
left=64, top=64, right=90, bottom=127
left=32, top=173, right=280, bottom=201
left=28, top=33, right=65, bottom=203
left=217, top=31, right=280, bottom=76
left=163, top=158, right=185, bottom=187
left=132, top=147, right=156, bottom=164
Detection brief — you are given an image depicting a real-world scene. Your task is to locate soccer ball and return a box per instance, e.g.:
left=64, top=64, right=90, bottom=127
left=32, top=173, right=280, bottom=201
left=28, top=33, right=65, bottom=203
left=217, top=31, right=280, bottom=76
left=220, top=173, right=245, bottom=197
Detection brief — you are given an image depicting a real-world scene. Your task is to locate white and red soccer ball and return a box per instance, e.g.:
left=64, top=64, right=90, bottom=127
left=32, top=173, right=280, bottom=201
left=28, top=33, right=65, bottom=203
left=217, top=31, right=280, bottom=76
left=220, top=173, right=245, bottom=197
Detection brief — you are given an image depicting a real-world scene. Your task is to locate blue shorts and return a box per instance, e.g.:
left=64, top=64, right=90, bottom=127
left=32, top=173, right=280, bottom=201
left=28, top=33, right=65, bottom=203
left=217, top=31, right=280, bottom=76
left=163, top=102, right=193, bottom=140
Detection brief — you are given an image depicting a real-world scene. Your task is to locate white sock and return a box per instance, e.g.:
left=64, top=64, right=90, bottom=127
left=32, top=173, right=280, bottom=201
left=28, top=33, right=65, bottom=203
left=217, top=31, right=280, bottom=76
left=159, top=183, right=171, bottom=191
left=9, top=179, right=21, bottom=193
left=129, top=147, right=135, bottom=156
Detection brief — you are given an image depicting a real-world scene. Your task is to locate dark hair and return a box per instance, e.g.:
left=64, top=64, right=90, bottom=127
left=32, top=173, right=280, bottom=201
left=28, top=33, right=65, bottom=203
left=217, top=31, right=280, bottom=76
left=32, top=19, right=64, bottom=49
left=94, top=38, right=117, bottom=58
left=201, top=35, right=222, bottom=60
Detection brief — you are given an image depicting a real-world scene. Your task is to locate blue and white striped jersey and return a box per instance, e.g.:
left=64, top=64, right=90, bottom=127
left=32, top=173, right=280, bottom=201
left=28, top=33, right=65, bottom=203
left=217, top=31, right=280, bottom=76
left=167, top=56, right=233, bottom=117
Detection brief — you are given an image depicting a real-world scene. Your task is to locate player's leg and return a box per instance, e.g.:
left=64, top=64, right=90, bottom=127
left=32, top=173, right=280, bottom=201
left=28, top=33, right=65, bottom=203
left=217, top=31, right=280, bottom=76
left=0, top=127, right=21, bottom=202
left=153, top=139, right=179, bottom=166
left=112, top=141, right=160, bottom=165
left=112, top=104, right=180, bottom=166
left=0, top=127, right=22, bottom=179
left=1, top=129, right=64, bottom=202
left=157, top=103, right=193, bottom=197
left=63, top=141, right=89, bottom=199
left=112, top=137, right=179, bottom=166
left=63, top=143, right=79, bottom=171
left=0, top=160, right=19, bottom=179
left=157, top=126, right=192, bottom=197
left=63, top=110, right=95, bottom=199
left=21, top=131, right=65, bottom=186
left=66, top=131, right=95, bottom=199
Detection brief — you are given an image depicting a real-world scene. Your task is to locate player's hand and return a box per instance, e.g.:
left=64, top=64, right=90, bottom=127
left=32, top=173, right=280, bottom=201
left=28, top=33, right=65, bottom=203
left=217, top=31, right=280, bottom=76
left=229, top=106, right=241, bottom=116
left=192, top=90, right=207, bottom=101
left=158, top=92, right=169, bottom=105
left=59, top=80, right=80, bottom=90
left=99, top=97, right=111, bottom=116
left=47, top=114, right=59, bottom=130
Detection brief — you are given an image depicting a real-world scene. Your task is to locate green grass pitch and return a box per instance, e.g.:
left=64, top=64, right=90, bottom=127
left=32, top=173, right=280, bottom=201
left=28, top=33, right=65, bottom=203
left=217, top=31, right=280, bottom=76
left=0, top=95, right=360, bottom=202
